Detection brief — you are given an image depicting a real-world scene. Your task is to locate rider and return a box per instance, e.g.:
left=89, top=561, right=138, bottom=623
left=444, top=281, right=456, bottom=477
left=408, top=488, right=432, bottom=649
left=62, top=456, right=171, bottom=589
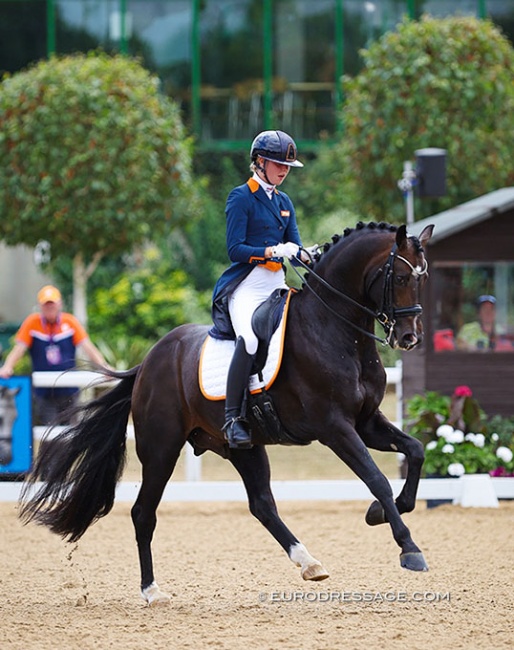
left=211, top=130, right=309, bottom=449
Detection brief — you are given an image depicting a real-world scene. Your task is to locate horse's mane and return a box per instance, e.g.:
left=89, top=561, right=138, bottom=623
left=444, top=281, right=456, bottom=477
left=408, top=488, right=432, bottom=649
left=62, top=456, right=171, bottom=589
left=310, top=221, right=424, bottom=268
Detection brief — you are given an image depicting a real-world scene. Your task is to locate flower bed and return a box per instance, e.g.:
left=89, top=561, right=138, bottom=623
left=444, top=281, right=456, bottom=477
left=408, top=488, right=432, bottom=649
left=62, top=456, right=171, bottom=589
left=406, top=385, right=514, bottom=478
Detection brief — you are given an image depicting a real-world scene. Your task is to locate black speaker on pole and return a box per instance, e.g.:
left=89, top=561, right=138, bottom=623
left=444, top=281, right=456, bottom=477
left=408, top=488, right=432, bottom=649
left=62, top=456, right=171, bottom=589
left=415, top=148, right=447, bottom=197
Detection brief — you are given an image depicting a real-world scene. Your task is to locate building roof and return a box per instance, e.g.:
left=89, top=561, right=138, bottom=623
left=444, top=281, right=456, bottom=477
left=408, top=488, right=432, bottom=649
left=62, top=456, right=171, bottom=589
left=408, top=187, right=514, bottom=244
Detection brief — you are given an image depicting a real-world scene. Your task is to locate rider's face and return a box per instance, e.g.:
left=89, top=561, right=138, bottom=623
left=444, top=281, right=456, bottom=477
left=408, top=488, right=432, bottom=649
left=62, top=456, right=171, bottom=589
left=258, top=159, right=290, bottom=186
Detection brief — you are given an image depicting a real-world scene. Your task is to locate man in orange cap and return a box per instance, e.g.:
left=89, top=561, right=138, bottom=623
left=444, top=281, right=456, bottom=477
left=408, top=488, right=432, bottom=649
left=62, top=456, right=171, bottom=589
left=0, top=285, right=108, bottom=424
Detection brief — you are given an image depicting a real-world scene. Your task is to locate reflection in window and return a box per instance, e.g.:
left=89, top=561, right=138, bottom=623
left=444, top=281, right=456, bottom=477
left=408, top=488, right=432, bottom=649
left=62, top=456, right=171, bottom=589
left=199, top=0, right=262, bottom=140
left=432, top=264, right=514, bottom=352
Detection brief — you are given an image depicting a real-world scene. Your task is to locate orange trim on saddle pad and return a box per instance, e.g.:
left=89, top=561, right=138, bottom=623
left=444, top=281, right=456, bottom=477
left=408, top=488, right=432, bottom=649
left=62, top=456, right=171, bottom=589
left=199, top=290, right=293, bottom=401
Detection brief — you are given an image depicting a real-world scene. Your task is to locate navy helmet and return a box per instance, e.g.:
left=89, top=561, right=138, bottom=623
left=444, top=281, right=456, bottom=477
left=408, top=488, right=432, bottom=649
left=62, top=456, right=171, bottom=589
left=250, top=130, right=303, bottom=167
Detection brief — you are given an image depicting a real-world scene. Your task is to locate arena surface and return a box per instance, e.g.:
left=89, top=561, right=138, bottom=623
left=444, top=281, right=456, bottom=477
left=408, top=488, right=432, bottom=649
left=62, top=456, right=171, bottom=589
left=1, top=498, right=513, bottom=649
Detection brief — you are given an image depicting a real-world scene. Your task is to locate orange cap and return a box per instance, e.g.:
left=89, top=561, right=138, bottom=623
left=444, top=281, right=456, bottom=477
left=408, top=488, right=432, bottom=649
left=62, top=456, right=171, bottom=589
left=37, top=285, right=62, bottom=304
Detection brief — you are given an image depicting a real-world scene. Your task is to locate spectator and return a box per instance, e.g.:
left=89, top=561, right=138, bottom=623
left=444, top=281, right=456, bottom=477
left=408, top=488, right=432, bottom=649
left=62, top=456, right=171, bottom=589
left=456, top=295, right=498, bottom=351
left=0, top=285, right=109, bottom=425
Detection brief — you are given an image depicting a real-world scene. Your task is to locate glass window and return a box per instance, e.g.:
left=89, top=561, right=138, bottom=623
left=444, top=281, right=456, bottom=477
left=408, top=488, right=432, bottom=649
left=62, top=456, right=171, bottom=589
left=273, top=1, right=336, bottom=139
left=199, top=0, right=262, bottom=140
left=0, top=1, right=47, bottom=75
left=343, top=1, right=409, bottom=74
left=432, top=263, right=514, bottom=352
left=126, top=2, right=192, bottom=103
left=55, top=0, right=119, bottom=52
left=415, top=1, right=478, bottom=19
left=486, top=0, right=514, bottom=44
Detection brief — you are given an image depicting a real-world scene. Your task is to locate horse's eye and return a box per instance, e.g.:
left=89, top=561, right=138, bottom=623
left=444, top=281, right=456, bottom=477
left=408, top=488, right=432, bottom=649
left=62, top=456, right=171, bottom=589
left=395, top=274, right=409, bottom=286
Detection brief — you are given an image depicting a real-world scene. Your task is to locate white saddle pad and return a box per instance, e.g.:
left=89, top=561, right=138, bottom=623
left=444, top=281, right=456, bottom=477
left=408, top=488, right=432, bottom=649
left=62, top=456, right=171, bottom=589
left=199, top=293, right=291, bottom=401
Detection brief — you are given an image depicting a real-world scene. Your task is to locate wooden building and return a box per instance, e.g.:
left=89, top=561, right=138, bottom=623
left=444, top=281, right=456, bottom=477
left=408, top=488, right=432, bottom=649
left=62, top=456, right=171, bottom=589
left=405, top=187, right=514, bottom=418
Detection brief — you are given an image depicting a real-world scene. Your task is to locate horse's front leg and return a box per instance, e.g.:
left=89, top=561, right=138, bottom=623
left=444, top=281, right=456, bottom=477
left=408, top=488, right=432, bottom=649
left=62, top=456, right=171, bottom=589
left=320, top=423, right=428, bottom=572
left=229, top=445, right=329, bottom=581
left=358, top=410, right=424, bottom=523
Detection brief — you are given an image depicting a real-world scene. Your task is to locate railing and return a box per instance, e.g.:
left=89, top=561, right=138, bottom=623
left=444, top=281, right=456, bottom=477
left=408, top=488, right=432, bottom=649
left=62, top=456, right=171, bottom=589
left=2, top=364, right=513, bottom=503
left=31, top=364, right=404, bottom=483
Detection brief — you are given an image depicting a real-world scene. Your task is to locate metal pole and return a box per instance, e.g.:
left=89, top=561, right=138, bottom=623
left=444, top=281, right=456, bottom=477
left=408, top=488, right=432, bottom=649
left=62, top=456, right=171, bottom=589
left=397, top=160, right=416, bottom=225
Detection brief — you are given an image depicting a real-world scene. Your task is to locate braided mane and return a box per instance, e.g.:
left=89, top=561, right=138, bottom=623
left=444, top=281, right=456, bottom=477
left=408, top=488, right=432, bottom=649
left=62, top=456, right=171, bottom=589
left=310, top=221, right=424, bottom=268
left=310, top=221, right=398, bottom=266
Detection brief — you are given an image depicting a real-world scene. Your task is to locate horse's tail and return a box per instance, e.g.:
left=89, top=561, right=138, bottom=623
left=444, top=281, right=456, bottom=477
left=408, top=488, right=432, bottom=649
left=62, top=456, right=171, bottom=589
left=19, top=366, right=140, bottom=543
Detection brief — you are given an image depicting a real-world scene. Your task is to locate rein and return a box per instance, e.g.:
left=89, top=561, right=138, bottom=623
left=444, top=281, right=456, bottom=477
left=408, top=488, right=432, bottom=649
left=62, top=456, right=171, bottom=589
left=293, top=242, right=428, bottom=346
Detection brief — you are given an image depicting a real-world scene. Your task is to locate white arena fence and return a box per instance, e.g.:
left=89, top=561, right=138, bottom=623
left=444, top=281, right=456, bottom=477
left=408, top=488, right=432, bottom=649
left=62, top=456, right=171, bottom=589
left=2, top=365, right=513, bottom=503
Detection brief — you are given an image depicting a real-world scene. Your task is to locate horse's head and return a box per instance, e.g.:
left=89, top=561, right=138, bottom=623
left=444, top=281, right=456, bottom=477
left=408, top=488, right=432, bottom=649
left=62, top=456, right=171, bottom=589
left=375, top=224, right=433, bottom=350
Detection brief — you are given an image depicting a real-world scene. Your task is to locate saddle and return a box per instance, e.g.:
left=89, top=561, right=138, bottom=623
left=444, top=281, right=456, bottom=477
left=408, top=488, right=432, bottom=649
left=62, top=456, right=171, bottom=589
left=199, top=289, right=308, bottom=446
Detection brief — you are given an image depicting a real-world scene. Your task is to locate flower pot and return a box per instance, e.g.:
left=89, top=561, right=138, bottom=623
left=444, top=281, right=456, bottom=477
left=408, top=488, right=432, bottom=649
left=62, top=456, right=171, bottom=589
left=425, top=472, right=457, bottom=509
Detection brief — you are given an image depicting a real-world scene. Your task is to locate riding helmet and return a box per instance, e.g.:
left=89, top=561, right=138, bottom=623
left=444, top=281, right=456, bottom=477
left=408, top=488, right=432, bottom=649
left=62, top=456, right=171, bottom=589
left=250, top=130, right=304, bottom=167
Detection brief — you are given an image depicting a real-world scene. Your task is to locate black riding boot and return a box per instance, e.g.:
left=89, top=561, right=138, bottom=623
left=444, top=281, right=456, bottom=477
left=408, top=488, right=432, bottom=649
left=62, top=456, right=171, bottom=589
left=223, top=336, right=255, bottom=449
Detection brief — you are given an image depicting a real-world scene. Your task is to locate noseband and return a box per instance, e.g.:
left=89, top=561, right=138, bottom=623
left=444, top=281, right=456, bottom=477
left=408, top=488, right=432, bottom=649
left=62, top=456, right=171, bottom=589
left=295, top=241, right=428, bottom=346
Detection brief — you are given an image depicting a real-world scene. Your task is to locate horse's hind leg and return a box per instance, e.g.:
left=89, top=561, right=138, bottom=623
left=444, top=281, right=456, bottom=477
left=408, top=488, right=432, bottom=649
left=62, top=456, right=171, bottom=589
left=229, top=445, right=329, bottom=581
left=131, top=429, right=185, bottom=606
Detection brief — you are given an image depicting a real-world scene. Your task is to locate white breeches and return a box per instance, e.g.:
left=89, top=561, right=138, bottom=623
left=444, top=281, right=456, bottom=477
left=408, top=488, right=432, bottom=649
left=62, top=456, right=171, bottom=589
left=228, top=266, right=288, bottom=355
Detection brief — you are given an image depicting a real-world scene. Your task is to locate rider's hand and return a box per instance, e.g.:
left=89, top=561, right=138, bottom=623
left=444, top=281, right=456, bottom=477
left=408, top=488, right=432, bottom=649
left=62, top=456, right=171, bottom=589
left=300, top=244, right=319, bottom=263
left=0, top=365, right=13, bottom=379
left=272, top=242, right=300, bottom=259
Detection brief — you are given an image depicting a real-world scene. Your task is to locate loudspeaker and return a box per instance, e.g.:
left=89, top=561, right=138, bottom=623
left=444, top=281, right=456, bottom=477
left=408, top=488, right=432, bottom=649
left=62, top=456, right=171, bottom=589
left=415, top=148, right=447, bottom=197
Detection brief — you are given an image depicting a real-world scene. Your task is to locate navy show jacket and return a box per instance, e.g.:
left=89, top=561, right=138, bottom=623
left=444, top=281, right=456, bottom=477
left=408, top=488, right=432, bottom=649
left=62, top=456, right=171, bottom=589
left=210, top=178, right=303, bottom=339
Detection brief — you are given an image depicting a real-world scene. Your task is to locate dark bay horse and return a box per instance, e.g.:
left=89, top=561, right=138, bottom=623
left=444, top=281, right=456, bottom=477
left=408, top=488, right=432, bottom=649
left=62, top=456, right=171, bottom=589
left=20, top=221, right=433, bottom=606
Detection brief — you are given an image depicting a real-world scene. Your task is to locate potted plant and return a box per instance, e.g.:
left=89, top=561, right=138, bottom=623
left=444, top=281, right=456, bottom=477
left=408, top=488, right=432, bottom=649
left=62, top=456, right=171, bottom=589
left=405, top=386, right=514, bottom=506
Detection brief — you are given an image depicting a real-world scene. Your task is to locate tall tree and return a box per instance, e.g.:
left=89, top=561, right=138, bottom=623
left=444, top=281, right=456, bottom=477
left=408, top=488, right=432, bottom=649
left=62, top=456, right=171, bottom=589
left=339, top=16, right=514, bottom=222
left=0, top=52, right=195, bottom=324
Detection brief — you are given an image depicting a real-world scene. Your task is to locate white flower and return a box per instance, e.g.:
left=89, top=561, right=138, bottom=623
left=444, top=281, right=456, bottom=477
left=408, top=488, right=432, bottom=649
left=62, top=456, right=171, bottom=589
left=450, top=429, right=465, bottom=444
left=472, top=433, right=485, bottom=448
left=426, top=441, right=437, bottom=451
left=496, top=447, right=513, bottom=463
left=448, top=462, right=465, bottom=477
left=436, top=424, right=454, bottom=441
left=492, top=433, right=499, bottom=442
left=442, top=444, right=454, bottom=454
left=465, top=432, right=485, bottom=447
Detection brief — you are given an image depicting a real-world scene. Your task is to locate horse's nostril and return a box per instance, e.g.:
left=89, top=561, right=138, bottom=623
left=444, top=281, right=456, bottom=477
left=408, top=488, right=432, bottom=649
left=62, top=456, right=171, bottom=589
left=402, top=333, right=418, bottom=348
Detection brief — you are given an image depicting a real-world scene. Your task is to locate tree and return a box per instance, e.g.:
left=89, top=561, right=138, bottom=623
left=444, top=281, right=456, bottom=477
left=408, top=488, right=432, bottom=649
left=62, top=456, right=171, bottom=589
left=87, top=242, right=211, bottom=367
left=339, top=16, right=514, bottom=222
left=0, top=52, right=195, bottom=323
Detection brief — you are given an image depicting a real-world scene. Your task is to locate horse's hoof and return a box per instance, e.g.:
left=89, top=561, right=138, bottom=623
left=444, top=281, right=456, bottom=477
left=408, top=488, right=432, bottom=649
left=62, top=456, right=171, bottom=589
left=302, top=563, right=330, bottom=582
left=365, top=500, right=387, bottom=526
left=400, top=552, right=429, bottom=572
left=141, top=581, right=171, bottom=606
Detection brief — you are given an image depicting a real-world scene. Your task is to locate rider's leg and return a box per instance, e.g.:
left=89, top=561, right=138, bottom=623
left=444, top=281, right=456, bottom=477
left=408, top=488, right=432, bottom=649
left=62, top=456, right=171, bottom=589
left=223, top=336, right=256, bottom=449
left=224, top=267, right=286, bottom=449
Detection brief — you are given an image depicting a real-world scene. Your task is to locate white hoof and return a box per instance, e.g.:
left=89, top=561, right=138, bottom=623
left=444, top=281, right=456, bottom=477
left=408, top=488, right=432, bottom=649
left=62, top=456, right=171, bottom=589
left=289, top=542, right=330, bottom=582
left=301, top=562, right=330, bottom=582
left=141, top=582, right=171, bottom=607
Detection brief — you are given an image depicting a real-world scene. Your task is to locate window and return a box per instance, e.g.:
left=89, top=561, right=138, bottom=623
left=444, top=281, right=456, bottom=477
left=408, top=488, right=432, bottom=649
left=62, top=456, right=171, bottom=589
left=432, top=263, right=514, bottom=352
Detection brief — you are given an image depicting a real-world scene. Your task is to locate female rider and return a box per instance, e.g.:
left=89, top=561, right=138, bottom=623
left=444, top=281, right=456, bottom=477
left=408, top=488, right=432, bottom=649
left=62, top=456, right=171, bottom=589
left=211, top=130, right=308, bottom=449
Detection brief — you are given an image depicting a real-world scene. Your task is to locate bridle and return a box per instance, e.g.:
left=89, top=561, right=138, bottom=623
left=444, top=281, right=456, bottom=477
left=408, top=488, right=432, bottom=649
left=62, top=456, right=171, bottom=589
left=293, top=242, right=429, bottom=346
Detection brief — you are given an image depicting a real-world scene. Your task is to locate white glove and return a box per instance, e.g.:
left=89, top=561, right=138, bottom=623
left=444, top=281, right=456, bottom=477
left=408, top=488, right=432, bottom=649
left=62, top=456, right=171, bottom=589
left=300, top=244, right=319, bottom=263
left=272, top=242, right=300, bottom=259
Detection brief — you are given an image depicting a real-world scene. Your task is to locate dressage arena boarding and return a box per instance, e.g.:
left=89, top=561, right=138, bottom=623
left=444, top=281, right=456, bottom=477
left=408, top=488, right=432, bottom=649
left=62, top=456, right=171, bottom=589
left=1, top=372, right=513, bottom=649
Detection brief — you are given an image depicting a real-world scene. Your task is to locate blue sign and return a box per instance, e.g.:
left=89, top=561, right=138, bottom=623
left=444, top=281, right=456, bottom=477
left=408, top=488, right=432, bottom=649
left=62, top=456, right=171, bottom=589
left=0, top=376, right=32, bottom=478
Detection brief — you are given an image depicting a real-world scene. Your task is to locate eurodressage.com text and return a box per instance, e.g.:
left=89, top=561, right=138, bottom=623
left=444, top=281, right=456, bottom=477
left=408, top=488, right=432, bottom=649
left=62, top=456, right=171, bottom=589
left=259, top=591, right=450, bottom=604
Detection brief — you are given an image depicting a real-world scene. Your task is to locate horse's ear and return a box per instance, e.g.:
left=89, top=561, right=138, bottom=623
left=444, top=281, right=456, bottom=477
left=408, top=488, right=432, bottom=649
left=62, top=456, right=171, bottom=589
left=418, top=224, right=434, bottom=248
left=396, top=224, right=408, bottom=248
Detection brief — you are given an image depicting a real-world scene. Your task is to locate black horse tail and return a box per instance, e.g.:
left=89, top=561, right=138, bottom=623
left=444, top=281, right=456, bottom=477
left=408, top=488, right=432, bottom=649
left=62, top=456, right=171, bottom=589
left=19, top=366, right=140, bottom=543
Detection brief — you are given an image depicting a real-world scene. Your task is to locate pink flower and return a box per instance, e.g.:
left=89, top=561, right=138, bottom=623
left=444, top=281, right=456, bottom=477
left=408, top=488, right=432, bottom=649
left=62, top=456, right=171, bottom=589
left=454, top=385, right=473, bottom=398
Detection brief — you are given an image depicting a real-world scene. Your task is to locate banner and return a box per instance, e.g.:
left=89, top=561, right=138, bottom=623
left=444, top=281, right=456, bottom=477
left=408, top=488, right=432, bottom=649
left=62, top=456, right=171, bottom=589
left=0, top=376, right=32, bottom=479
